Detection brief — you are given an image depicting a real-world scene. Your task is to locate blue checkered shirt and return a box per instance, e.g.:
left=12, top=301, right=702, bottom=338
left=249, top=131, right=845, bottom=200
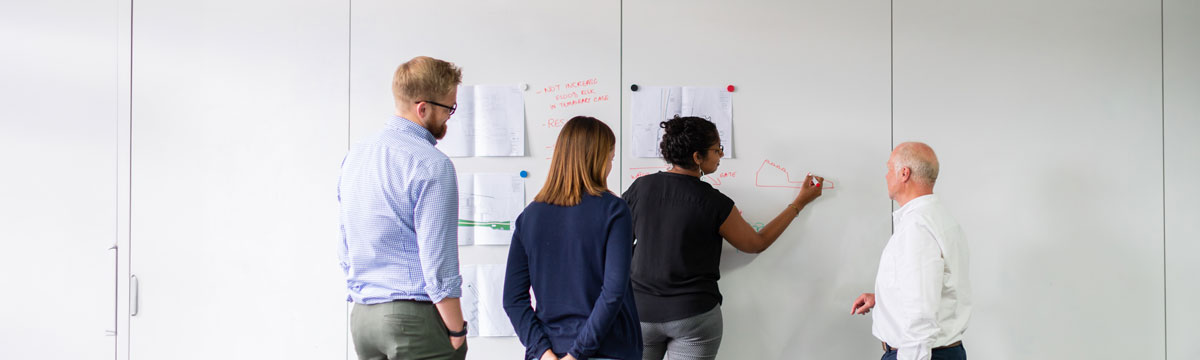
left=338, top=116, right=462, bottom=304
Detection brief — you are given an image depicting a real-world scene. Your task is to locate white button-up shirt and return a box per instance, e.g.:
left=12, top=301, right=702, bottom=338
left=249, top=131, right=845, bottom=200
left=873, top=194, right=971, bottom=360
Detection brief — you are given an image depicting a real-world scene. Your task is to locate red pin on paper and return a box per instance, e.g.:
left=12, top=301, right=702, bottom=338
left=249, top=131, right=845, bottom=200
left=727, top=85, right=735, bottom=92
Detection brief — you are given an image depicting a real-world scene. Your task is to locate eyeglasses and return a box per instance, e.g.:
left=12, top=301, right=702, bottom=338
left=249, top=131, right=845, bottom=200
left=708, top=145, right=725, bottom=154
left=416, top=100, right=457, bottom=115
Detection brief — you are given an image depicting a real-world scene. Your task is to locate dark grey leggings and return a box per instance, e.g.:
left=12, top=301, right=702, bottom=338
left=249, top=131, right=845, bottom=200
left=640, top=305, right=723, bottom=360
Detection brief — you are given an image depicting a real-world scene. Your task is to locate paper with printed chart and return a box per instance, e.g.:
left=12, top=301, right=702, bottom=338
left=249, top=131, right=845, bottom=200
left=631, top=86, right=732, bottom=158
left=457, top=173, right=526, bottom=246
left=437, top=85, right=525, bottom=157
left=460, top=264, right=516, bottom=337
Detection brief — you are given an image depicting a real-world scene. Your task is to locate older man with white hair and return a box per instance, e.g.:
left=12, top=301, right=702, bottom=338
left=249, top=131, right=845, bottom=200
left=850, top=142, right=971, bottom=360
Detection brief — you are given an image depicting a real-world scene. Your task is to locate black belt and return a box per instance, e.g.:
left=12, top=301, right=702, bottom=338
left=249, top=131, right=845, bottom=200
left=392, top=298, right=433, bottom=304
left=883, top=341, right=962, bottom=352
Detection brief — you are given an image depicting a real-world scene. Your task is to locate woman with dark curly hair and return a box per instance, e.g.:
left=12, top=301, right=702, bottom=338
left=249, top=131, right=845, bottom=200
left=621, top=115, right=824, bottom=360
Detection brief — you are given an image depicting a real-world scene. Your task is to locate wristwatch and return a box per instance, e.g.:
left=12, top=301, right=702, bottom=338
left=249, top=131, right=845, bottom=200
left=447, top=321, right=468, bottom=337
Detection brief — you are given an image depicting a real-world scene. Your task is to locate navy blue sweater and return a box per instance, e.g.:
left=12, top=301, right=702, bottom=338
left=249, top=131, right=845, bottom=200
left=503, top=192, right=642, bottom=360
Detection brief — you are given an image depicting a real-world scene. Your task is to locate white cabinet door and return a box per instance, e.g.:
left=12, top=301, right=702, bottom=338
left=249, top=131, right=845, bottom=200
left=0, top=0, right=119, bottom=359
left=1166, top=0, right=1200, bottom=357
left=129, top=1, right=349, bottom=359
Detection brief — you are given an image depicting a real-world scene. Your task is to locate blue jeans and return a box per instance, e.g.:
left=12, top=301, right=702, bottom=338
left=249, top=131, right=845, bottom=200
left=881, top=344, right=965, bottom=360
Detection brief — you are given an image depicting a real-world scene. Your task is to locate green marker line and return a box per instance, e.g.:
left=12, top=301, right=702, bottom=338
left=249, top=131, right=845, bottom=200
left=458, top=219, right=512, bottom=230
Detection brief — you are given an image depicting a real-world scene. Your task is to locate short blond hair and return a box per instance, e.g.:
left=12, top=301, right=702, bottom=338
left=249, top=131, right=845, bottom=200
left=392, top=56, right=463, bottom=105
left=534, top=116, right=615, bottom=206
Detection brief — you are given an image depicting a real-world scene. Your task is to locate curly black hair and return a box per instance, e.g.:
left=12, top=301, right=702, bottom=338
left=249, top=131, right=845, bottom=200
left=659, top=115, right=719, bottom=170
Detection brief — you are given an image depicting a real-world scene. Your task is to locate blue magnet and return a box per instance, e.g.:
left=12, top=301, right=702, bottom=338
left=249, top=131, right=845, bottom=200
left=519, top=170, right=528, bottom=178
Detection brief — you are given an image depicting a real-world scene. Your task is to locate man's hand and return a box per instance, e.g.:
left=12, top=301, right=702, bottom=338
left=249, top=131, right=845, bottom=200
left=434, top=298, right=466, bottom=349
left=851, top=293, right=876, bottom=315
left=539, top=349, right=558, bottom=360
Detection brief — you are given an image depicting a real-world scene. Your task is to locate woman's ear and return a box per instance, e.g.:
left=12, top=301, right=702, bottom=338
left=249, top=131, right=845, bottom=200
left=692, top=151, right=703, bottom=167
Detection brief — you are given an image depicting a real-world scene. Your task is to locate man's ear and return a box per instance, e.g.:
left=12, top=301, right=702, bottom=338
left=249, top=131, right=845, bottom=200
left=414, top=102, right=426, bottom=119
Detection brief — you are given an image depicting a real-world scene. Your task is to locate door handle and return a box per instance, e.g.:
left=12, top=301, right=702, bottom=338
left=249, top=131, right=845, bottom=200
left=130, top=274, right=139, bottom=316
left=108, top=243, right=118, bottom=336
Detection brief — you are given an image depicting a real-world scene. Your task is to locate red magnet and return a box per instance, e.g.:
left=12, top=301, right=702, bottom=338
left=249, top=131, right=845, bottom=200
left=726, top=85, right=735, bottom=92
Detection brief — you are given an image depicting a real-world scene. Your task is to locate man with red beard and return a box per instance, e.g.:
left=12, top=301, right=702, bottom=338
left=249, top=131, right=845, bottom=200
left=339, top=56, right=468, bottom=360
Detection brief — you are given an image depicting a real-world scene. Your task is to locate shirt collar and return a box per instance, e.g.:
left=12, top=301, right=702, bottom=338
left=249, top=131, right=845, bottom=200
left=893, top=194, right=937, bottom=222
left=386, top=116, right=437, bottom=145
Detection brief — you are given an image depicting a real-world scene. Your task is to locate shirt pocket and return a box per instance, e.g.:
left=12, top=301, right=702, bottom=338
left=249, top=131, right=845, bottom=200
left=876, top=246, right=900, bottom=291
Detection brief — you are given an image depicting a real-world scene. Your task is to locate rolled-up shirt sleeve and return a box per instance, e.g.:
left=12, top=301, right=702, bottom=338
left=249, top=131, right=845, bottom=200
left=892, top=225, right=944, bottom=360
left=410, top=158, right=462, bottom=303
left=336, top=158, right=353, bottom=301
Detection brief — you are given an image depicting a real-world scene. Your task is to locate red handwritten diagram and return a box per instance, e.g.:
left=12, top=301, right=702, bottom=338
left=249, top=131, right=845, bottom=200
left=628, top=166, right=732, bottom=185
left=754, top=159, right=834, bottom=189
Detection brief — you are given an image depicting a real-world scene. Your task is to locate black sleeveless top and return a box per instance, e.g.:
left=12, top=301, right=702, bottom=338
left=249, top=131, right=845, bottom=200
left=622, top=172, right=735, bottom=323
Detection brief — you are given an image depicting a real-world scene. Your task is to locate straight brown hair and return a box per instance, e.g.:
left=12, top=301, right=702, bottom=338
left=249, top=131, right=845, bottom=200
left=534, top=116, right=615, bottom=206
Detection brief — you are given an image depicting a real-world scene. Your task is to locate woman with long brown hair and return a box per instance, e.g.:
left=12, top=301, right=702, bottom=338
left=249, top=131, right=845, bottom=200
left=503, top=116, right=641, bottom=360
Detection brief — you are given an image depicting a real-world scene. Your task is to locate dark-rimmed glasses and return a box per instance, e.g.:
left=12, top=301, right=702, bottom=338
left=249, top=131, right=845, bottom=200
left=416, top=100, right=457, bottom=115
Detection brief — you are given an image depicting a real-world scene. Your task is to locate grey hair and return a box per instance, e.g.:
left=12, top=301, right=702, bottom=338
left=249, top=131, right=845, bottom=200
left=893, top=142, right=939, bottom=186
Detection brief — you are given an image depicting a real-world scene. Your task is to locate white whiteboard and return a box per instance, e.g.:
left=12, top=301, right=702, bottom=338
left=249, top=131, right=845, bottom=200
left=894, top=0, right=1164, bottom=358
left=621, top=1, right=891, bottom=359
left=344, top=0, right=1182, bottom=359
left=349, top=0, right=621, bottom=357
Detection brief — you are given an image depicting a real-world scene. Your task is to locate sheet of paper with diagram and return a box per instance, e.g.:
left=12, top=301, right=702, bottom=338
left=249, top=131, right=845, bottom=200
left=457, top=173, right=526, bottom=246
left=437, top=85, right=526, bottom=157
left=631, top=86, right=732, bottom=158
left=460, top=264, right=516, bottom=337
